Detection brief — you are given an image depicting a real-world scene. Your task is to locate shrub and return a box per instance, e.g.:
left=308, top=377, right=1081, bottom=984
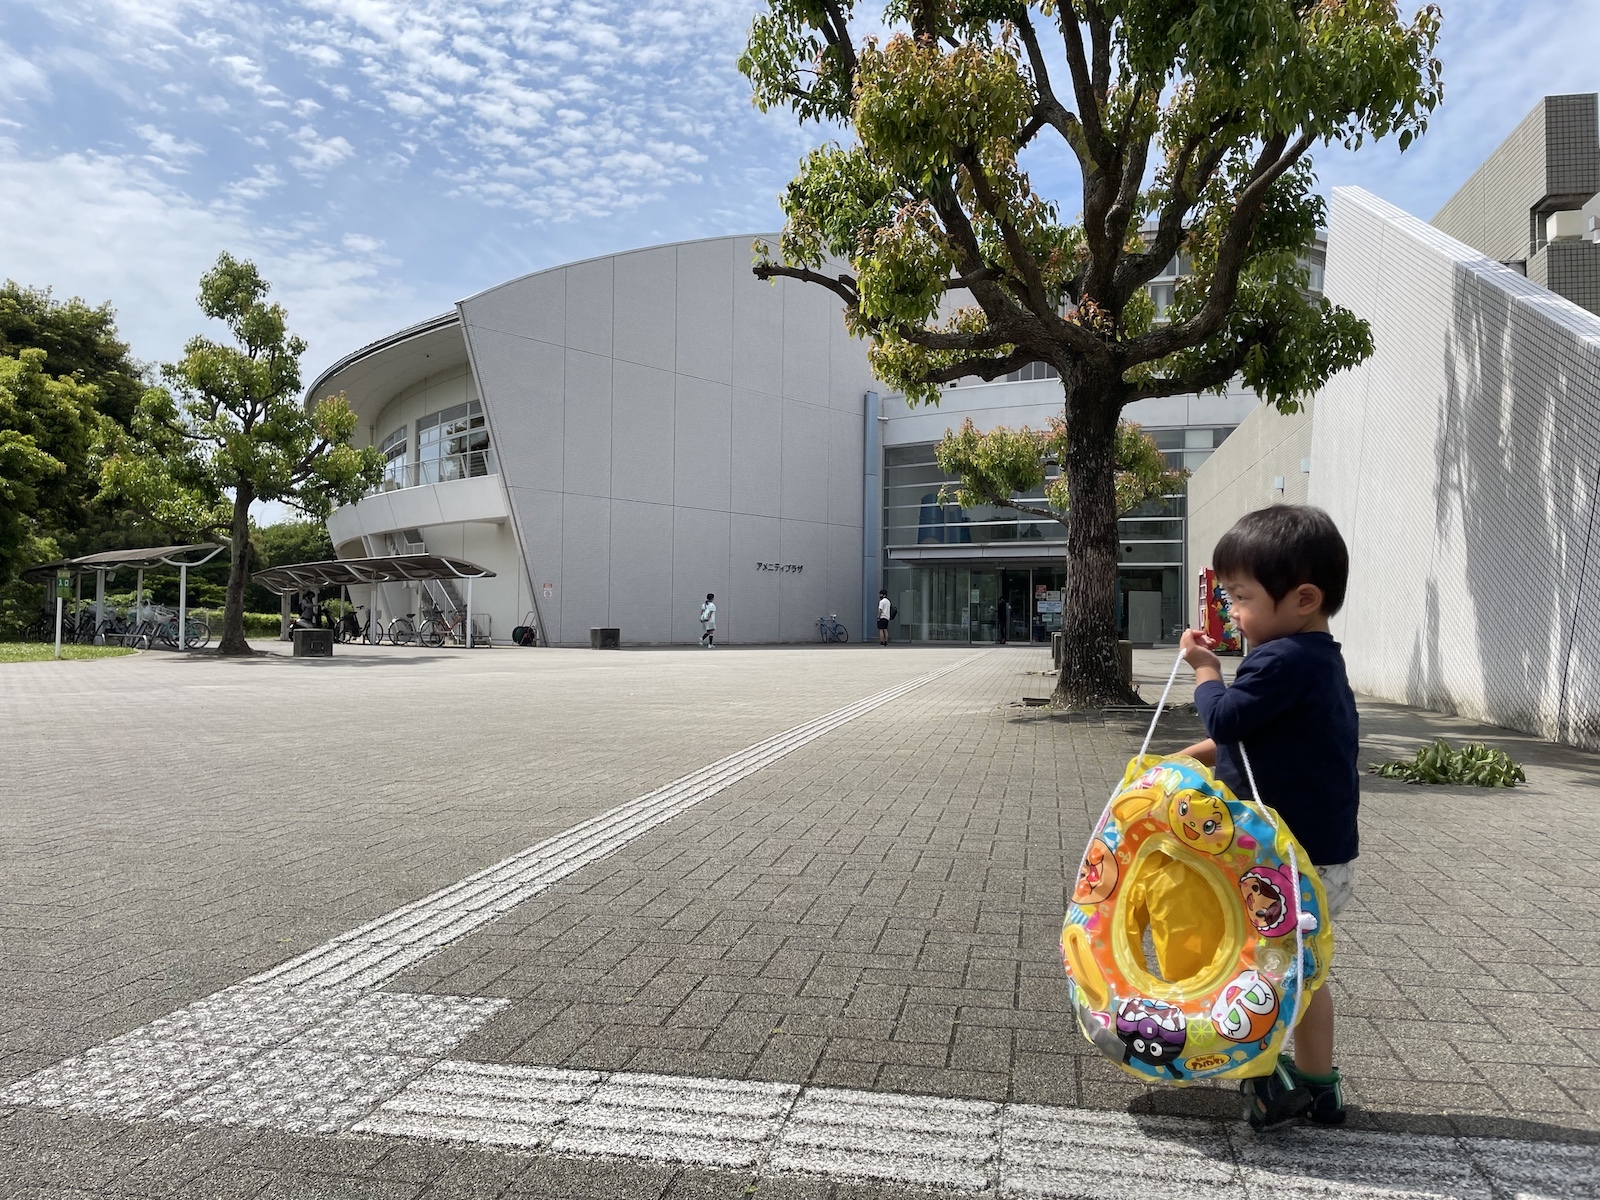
left=1370, top=739, right=1526, bottom=787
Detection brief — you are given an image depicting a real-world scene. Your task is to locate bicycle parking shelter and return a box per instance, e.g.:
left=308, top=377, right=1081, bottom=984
left=251, top=555, right=496, bottom=647
left=23, top=544, right=226, bottom=649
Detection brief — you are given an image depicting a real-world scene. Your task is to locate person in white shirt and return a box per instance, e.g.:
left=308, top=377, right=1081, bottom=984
left=877, top=590, right=892, bottom=646
left=699, top=593, right=717, bottom=648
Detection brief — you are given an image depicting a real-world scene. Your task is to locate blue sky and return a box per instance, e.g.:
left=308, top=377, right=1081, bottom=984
left=0, top=0, right=1595, bottom=390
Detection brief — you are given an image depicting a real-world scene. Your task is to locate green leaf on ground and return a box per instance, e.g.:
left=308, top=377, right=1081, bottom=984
left=1369, top=739, right=1526, bottom=787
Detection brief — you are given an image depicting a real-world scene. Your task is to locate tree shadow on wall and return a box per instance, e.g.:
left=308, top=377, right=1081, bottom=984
left=1412, top=269, right=1600, bottom=748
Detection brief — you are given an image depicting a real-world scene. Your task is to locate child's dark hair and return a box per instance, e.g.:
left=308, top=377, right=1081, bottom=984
left=1213, top=505, right=1349, bottom=615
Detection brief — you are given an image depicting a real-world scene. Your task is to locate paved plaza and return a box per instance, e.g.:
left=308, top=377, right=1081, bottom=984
left=1, top=642, right=1596, bottom=1198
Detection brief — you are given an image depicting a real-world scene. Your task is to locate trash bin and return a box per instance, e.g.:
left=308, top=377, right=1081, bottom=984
left=293, top=628, right=334, bottom=657
left=1051, top=632, right=1064, bottom=671
left=589, top=627, right=620, bottom=650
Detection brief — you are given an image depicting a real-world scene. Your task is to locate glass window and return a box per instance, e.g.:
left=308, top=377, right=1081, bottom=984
left=416, top=400, right=491, bottom=484
left=1149, top=282, right=1175, bottom=320
left=378, top=426, right=408, bottom=490
left=1001, top=361, right=1060, bottom=383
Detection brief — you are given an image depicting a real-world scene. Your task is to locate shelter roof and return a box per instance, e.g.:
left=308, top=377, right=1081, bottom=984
left=250, top=555, right=495, bottom=594
left=22, top=544, right=226, bottom=581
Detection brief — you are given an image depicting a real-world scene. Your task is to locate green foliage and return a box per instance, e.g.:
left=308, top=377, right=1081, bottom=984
left=739, top=0, right=1444, bottom=406
left=0, top=349, right=103, bottom=582
left=0, top=282, right=144, bottom=428
left=1370, top=739, right=1526, bottom=788
left=99, top=253, right=383, bottom=653
left=935, top=416, right=1184, bottom=521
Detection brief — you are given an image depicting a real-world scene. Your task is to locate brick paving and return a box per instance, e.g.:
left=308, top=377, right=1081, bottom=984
left=1, top=641, right=1596, bottom=1197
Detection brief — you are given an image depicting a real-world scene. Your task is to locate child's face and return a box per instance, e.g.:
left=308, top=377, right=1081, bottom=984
left=1217, top=574, right=1327, bottom=644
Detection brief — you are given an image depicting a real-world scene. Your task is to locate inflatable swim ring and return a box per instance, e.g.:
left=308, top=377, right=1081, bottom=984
left=1061, top=752, right=1334, bottom=1085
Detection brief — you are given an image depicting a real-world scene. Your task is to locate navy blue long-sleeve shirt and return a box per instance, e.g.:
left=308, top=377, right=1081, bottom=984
left=1193, top=632, right=1360, bottom=865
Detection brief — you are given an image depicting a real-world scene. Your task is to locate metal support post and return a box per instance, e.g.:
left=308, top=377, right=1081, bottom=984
left=94, top=569, right=106, bottom=641
left=178, top=564, right=188, bottom=652
left=466, top=577, right=474, bottom=648
left=135, top=568, right=144, bottom=622
left=54, top=596, right=63, bottom=659
left=280, top=591, right=292, bottom=640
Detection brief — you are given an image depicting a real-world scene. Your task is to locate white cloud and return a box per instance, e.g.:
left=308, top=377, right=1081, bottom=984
left=288, top=123, right=355, bottom=172
left=0, top=38, right=50, bottom=102
left=0, top=142, right=421, bottom=383
left=133, top=123, right=204, bottom=170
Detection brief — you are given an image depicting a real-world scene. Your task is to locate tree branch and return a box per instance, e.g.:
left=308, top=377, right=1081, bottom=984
left=1123, top=130, right=1315, bottom=361
left=753, top=262, right=860, bottom=308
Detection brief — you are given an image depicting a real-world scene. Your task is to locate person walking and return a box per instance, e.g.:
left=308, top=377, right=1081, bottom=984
left=996, top=595, right=1009, bottom=644
left=699, top=593, right=717, bottom=649
left=877, top=590, right=892, bottom=646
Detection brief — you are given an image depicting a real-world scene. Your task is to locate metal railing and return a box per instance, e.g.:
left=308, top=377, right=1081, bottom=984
left=373, top=449, right=497, bottom=495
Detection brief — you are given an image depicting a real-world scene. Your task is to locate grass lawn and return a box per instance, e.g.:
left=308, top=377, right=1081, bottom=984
left=0, top=644, right=139, bottom=663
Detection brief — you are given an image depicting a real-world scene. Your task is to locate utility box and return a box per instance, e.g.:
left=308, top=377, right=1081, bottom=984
left=293, top=628, right=334, bottom=657
left=589, top=627, right=620, bottom=650
left=1118, top=639, right=1133, bottom=684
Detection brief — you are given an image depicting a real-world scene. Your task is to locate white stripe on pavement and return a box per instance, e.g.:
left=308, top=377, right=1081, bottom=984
left=354, top=1059, right=1588, bottom=1199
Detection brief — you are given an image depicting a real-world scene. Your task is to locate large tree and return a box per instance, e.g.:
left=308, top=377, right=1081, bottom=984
left=101, top=254, right=382, bottom=655
left=741, top=0, right=1441, bottom=705
left=0, top=282, right=144, bottom=430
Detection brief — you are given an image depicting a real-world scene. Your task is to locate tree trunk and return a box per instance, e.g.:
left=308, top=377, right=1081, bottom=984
left=218, top=483, right=254, bottom=655
left=1054, top=379, right=1138, bottom=708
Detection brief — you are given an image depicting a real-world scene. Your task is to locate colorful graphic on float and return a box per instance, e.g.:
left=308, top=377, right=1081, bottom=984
left=1060, top=754, right=1334, bottom=1086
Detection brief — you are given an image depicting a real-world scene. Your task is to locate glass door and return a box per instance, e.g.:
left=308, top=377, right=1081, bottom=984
left=969, top=572, right=1001, bottom=643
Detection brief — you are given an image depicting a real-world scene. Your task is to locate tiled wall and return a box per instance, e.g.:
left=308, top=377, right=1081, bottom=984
left=1310, top=188, right=1600, bottom=749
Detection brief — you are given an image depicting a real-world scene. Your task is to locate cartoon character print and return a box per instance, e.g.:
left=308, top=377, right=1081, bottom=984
left=1210, top=970, right=1279, bottom=1045
left=1115, top=997, right=1187, bottom=1077
left=1167, top=790, right=1234, bottom=854
left=1073, top=839, right=1120, bottom=905
left=1238, top=864, right=1297, bottom=937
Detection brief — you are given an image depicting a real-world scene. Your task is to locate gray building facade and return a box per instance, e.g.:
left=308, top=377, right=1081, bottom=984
left=1432, top=93, right=1600, bottom=314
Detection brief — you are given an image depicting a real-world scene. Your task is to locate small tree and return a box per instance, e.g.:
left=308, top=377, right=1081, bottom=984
left=741, top=0, right=1441, bottom=705
left=101, top=254, right=382, bottom=655
left=935, top=416, right=1183, bottom=531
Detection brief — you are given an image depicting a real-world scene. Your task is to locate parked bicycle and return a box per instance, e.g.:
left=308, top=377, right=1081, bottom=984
left=337, top=606, right=386, bottom=645
left=153, top=611, right=210, bottom=649
left=387, top=612, right=417, bottom=646
left=816, top=614, right=849, bottom=643
left=418, top=607, right=469, bottom=648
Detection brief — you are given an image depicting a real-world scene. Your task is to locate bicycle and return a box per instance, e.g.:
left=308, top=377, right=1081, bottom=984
left=155, top=613, right=210, bottom=649
left=337, top=606, right=386, bottom=645
left=816, top=614, right=849, bottom=643
left=387, top=613, right=417, bottom=646
left=419, top=607, right=469, bottom=648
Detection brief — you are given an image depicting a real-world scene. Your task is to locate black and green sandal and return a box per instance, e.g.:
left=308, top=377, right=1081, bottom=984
left=1241, top=1061, right=1312, bottom=1130
left=1288, top=1064, right=1347, bottom=1125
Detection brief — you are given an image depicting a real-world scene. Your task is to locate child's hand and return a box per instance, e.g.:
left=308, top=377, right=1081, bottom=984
left=1180, top=629, right=1222, bottom=673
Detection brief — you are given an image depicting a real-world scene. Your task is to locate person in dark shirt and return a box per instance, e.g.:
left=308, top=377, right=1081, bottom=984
left=1176, top=504, right=1358, bottom=1130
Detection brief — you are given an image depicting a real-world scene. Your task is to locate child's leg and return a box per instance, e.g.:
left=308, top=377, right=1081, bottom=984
left=1293, top=985, right=1334, bottom=1077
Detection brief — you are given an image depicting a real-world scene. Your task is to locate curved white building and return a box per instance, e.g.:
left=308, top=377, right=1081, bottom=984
left=311, top=235, right=877, bottom=645
left=313, top=234, right=1298, bottom=645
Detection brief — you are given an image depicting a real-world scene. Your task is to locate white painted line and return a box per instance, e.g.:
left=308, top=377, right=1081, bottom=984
left=352, top=1060, right=1591, bottom=1199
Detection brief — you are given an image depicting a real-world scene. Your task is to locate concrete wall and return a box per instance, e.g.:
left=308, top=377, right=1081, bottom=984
left=1310, top=187, right=1600, bottom=749
left=460, top=235, right=877, bottom=645
left=1183, top=401, right=1314, bottom=627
